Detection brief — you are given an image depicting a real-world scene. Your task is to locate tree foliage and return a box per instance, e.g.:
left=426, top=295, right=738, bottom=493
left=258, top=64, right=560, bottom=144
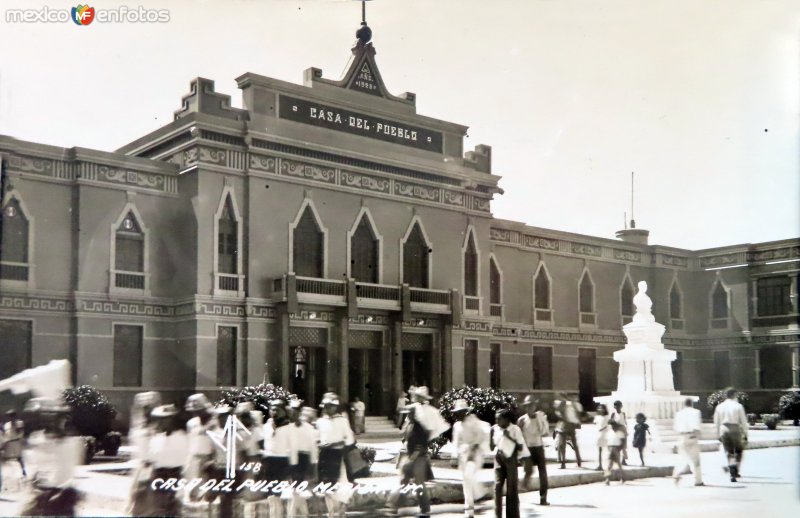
left=62, top=385, right=117, bottom=439
left=218, top=383, right=292, bottom=415
left=777, top=391, right=800, bottom=422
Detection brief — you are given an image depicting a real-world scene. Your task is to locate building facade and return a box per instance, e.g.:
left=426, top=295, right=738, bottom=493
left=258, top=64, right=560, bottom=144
left=1, top=35, right=798, bottom=421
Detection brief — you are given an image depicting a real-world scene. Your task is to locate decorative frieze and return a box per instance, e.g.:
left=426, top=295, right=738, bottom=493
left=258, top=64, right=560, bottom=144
left=613, top=249, right=642, bottom=262
left=750, top=246, right=800, bottom=263
left=249, top=154, right=277, bottom=173
left=394, top=180, right=440, bottom=202
left=7, top=155, right=75, bottom=180
left=523, top=234, right=559, bottom=251
left=699, top=253, right=741, bottom=268
left=280, top=159, right=336, bottom=184
left=490, top=227, right=512, bottom=242
left=341, top=170, right=391, bottom=194
left=349, top=314, right=391, bottom=326
left=290, top=310, right=336, bottom=322
left=442, top=190, right=465, bottom=207
left=662, top=255, right=689, bottom=267
left=571, top=242, right=602, bottom=257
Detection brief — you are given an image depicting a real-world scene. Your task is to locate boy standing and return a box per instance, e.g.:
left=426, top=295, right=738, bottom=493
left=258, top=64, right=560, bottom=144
left=490, top=409, right=530, bottom=518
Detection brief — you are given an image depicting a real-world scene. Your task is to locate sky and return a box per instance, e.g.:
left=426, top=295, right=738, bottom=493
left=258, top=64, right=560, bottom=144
left=0, top=0, right=798, bottom=251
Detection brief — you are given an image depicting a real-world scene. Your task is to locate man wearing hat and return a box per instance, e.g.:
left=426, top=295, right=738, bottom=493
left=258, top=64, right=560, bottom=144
left=146, top=404, right=189, bottom=517
left=553, top=394, right=582, bottom=469
left=490, top=408, right=529, bottom=518
left=316, top=393, right=355, bottom=518
left=517, top=395, right=550, bottom=505
left=262, top=399, right=292, bottom=518
left=127, top=391, right=162, bottom=516
left=20, top=397, right=82, bottom=517
left=183, top=393, right=215, bottom=503
left=287, top=398, right=318, bottom=517
left=451, top=399, right=488, bottom=518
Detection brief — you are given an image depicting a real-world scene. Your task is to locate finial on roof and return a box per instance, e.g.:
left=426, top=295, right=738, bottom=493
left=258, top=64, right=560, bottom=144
left=356, top=0, right=372, bottom=45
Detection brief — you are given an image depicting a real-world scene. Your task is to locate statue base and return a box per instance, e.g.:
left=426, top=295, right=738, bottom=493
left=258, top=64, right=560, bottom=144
left=594, top=392, right=698, bottom=420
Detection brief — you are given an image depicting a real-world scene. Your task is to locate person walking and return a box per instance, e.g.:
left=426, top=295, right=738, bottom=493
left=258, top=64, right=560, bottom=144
left=713, top=387, right=748, bottom=482
left=517, top=395, right=549, bottom=506
left=183, top=393, right=215, bottom=504
left=451, top=399, right=488, bottom=518
left=632, top=413, right=652, bottom=467
left=609, top=401, right=629, bottom=466
left=604, top=421, right=626, bottom=485
left=396, top=391, right=409, bottom=429
left=2, top=410, right=27, bottom=483
left=316, top=392, right=355, bottom=518
left=264, top=399, right=292, bottom=518
left=673, top=398, right=704, bottom=486
left=553, top=395, right=582, bottom=469
left=351, top=397, right=366, bottom=435
left=145, top=404, right=189, bottom=517
left=287, top=400, right=318, bottom=517
left=490, top=408, right=529, bottom=518
left=127, top=391, right=161, bottom=516
left=593, top=404, right=610, bottom=471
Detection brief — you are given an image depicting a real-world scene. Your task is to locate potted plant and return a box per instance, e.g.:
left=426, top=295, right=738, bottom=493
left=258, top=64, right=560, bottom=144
left=762, top=413, right=780, bottom=430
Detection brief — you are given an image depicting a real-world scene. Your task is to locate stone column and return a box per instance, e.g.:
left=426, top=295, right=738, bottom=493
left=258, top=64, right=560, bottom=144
left=280, top=309, right=290, bottom=388
left=393, top=318, right=403, bottom=398
left=792, top=346, right=800, bottom=389
left=752, top=348, right=761, bottom=389
left=338, top=311, right=349, bottom=402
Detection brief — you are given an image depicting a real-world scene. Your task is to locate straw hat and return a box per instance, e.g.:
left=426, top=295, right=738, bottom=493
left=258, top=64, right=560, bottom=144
left=321, top=392, right=340, bottom=407
left=410, top=386, right=433, bottom=400
left=185, top=393, right=212, bottom=413
left=133, top=391, right=162, bottom=408
left=521, top=395, right=539, bottom=407
left=452, top=399, right=471, bottom=413
left=151, top=404, right=179, bottom=418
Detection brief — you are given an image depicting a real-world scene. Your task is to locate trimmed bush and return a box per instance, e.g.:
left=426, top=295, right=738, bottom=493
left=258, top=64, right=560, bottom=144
left=762, top=413, right=780, bottom=430
left=776, top=391, right=800, bottom=425
left=218, top=383, right=292, bottom=415
left=101, top=431, right=122, bottom=456
left=62, top=385, right=117, bottom=440
left=427, top=386, right=518, bottom=457
left=706, top=389, right=749, bottom=412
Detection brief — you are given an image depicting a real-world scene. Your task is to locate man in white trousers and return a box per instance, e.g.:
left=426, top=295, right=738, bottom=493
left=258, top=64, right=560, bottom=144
left=451, top=399, right=488, bottom=518
left=673, top=398, right=704, bottom=486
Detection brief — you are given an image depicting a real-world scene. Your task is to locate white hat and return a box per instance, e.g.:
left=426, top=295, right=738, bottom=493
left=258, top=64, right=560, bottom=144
left=411, top=386, right=433, bottom=400
left=452, top=399, right=471, bottom=413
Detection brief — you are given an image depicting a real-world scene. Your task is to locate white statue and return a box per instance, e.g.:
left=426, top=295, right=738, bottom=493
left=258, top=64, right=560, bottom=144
left=632, top=280, right=655, bottom=323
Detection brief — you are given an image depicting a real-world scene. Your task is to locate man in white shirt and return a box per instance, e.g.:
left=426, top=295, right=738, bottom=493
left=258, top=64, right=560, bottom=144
left=713, top=387, right=748, bottom=482
left=451, top=399, right=488, bottom=518
left=673, top=398, right=703, bottom=486
left=491, top=409, right=530, bottom=518
left=517, top=396, right=549, bottom=505
left=351, top=397, right=366, bottom=435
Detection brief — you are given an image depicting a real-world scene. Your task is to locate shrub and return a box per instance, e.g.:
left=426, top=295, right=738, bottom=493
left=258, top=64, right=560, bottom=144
left=101, top=431, right=122, bottom=456
left=62, top=385, right=117, bottom=440
left=746, top=413, right=759, bottom=426
left=218, top=383, right=292, bottom=416
left=776, top=391, right=800, bottom=425
left=358, top=445, right=376, bottom=467
left=762, top=413, right=780, bottom=430
left=706, top=390, right=749, bottom=412
left=427, top=385, right=518, bottom=457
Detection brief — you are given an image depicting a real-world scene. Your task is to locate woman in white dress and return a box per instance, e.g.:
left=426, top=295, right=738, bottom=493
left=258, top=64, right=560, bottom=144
left=593, top=404, right=610, bottom=471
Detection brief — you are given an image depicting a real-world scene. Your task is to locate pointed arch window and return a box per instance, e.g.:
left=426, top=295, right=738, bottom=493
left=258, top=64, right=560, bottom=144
left=579, top=270, right=596, bottom=326
left=403, top=222, right=429, bottom=289
left=0, top=198, right=30, bottom=281
left=533, top=264, right=553, bottom=324
left=621, top=276, right=635, bottom=325
left=218, top=196, right=238, bottom=275
left=489, top=257, right=503, bottom=317
left=293, top=206, right=324, bottom=278
left=351, top=215, right=379, bottom=283
left=464, top=233, right=478, bottom=297
left=710, top=280, right=730, bottom=329
left=116, top=212, right=143, bottom=271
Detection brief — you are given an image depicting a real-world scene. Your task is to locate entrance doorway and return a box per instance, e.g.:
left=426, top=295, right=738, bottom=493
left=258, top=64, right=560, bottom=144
left=402, top=350, right=432, bottom=390
left=348, top=349, right=383, bottom=415
left=290, top=346, right=327, bottom=408
left=578, top=348, right=597, bottom=411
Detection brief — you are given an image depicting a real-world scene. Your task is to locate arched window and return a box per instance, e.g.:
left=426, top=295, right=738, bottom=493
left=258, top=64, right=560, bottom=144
left=351, top=215, right=379, bottom=283
left=403, top=222, right=430, bottom=288
left=0, top=198, right=30, bottom=281
left=116, top=211, right=144, bottom=273
left=218, top=196, right=238, bottom=275
left=464, top=232, right=478, bottom=297
left=670, top=282, right=682, bottom=319
left=293, top=206, right=324, bottom=278
left=712, top=281, right=728, bottom=319
left=534, top=266, right=550, bottom=309
left=579, top=271, right=594, bottom=313
left=621, top=276, right=634, bottom=322
left=489, top=257, right=501, bottom=305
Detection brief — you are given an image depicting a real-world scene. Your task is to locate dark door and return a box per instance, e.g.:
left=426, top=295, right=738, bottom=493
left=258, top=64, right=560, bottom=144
left=464, top=339, right=478, bottom=387
left=490, top=343, right=501, bottom=389
left=672, top=351, right=683, bottom=390
left=348, top=349, right=383, bottom=415
left=713, top=350, right=731, bottom=389
left=290, top=346, right=327, bottom=408
left=578, top=348, right=597, bottom=411
left=402, top=350, right=432, bottom=390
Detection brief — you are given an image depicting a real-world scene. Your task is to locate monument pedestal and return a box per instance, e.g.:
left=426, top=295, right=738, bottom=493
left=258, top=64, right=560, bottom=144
left=595, top=281, right=697, bottom=437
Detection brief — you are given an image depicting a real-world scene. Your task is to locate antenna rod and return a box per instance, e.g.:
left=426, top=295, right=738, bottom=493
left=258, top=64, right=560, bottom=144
left=630, top=171, right=636, bottom=229
left=362, top=0, right=366, bottom=24
left=624, top=211, right=627, bottom=230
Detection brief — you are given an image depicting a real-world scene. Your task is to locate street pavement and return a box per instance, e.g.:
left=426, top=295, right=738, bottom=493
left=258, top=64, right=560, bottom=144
left=433, top=446, right=800, bottom=518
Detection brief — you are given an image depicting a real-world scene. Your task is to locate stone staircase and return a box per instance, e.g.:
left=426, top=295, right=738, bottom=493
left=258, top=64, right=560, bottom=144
left=359, top=416, right=402, bottom=442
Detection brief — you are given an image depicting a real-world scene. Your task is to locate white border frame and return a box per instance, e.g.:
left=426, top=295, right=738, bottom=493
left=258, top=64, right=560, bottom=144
left=288, top=198, right=328, bottom=278
left=346, top=206, right=384, bottom=284
left=399, top=215, right=433, bottom=288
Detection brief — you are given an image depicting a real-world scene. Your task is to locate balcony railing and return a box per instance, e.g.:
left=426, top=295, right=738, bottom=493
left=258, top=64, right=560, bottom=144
left=752, top=314, right=798, bottom=327
left=580, top=312, right=597, bottom=326
left=490, top=303, right=503, bottom=317
left=710, top=317, right=729, bottom=329
left=0, top=262, right=28, bottom=281
left=671, top=318, right=684, bottom=330
left=296, top=277, right=345, bottom=296
left=114, top=271, right=145, bottom=290
left=355, top=282, right=400, bottom=301
left=465, top=296, right=481, bottom=312
left=410, top=287, right=450, bottom=306
left=535, top=308, right=553, bottom=322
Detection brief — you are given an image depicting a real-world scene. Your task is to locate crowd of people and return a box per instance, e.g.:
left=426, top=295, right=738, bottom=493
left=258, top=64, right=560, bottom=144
left=0, top=385, right=752, bottom=518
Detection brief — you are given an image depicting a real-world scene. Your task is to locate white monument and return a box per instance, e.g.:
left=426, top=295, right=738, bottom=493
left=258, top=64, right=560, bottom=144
left=595, top=281, right=697, bottom=419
